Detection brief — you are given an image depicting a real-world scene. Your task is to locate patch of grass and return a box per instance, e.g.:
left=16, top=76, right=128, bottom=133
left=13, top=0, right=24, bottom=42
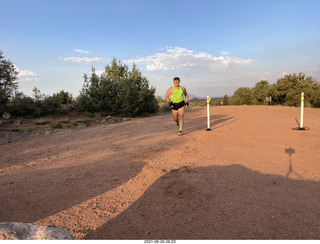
left=73, top=119, right=85, bottom=126
left=14, top=117, right=23, bottom=126
left=10, top=118, right=23, bottom=132
left=69, top=124, right=77, bottom=129
left=10, top=126, right=20, bottom=132
left=84, top=120, right=92, bottom=127
left=70, top=119, right=94, bottom=128
left=71, top=121, right=79, bottom=127
left=50, top=123, right=63, bottom=130
left=58, top=119, right=70, bottom=124
left=36, top=120, right=52, bottom=125
left=85, top=111, right=95, bottom=118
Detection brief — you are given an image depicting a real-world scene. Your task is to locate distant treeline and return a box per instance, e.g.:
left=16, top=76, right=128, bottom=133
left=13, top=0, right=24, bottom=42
left=191, top=73, right=320, bottom=108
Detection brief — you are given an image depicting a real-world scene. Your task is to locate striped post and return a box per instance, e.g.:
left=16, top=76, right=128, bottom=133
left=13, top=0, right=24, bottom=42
left=206, top=96, right=212, bottom=131
left=300, top=92, right=304, bottom=129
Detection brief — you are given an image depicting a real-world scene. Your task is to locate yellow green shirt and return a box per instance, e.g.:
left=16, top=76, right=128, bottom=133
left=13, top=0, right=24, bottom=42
left=171, top=86, right=184, bottom=103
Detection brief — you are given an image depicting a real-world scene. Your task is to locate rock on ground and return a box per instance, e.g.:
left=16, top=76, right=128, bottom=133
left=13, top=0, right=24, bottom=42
left=0, top=222, right=74, bottom=240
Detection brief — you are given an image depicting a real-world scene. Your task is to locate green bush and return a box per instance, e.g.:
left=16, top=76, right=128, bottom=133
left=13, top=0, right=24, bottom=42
left=7, top=94, right=37, bottom=117
left=79, top=58, right=159, bottom=117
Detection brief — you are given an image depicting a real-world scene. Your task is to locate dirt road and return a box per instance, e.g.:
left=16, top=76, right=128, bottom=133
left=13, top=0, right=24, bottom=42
left=0, top=106, right=319, bottom=239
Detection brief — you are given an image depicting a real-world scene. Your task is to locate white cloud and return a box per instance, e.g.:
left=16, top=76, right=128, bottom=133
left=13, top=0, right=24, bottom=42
left=123, top=47, right=257, bottom=97
left=300, top=67, right=320, bottom=80
left=15, top=66, right=40, bottom=82
left=244, top=68, right=320, bottom=85
left=221, top=51, right=230, bottom=56
left=125, top=47, right=253, bottom=71
left=61, top=57, right=105, bottom=64
left=93, top=70, right=104, bottom=76
left=280, top=71, right=291, bottom=76
left=74, top=49, right=90, bottom=54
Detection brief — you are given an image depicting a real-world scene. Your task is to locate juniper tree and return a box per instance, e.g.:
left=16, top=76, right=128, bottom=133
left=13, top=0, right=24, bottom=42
left=0, top=50, right=19, bottom=114
left=79, top=58, right=158, bottom=116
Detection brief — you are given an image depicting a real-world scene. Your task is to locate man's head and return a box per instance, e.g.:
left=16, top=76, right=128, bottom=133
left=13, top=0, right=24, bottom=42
left=173, top=77, right=180, bottom=86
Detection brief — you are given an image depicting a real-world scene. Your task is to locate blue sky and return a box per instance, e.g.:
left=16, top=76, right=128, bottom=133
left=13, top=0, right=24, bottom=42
left=1, top=0, right=319, bottom=98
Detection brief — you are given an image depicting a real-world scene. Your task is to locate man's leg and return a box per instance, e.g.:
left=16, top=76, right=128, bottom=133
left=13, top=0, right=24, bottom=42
left=172, top=109, right=179, bottom=124
left=178, top=107, right=185, bottom=131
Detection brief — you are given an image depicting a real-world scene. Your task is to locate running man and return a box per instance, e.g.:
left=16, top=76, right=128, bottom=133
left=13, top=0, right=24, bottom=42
left=165, top=77, right=189, bottom=135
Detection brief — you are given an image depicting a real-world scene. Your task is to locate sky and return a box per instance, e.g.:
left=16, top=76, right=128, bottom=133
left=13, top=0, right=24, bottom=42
left=1, top=0, right=320, bottom=99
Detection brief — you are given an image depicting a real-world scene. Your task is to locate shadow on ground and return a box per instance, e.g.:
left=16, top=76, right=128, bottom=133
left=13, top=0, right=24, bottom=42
left=183, top=113, right=236, bottom=134
left=84, top=164, right=320, bottom=240
left=0, top=159, right=146, bottom=223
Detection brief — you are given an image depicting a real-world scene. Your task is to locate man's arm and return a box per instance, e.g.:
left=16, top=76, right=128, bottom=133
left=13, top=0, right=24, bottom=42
left=182, top=87, right=189, bottom=103
left=165, top=87, right=173, bottom=103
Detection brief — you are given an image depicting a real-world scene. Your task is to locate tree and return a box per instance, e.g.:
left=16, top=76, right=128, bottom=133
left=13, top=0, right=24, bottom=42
left=223, top=94, right=229, bottom=105
left=311, top=81, right=320, bottom=107
left=252, top=80, right=270, bottom=105
left=213, top=99, right=223, bottom=106
left=0, top=50, right=19, bottom=114
left=32, top=87, right=43, bottom=101
left=233, top=87, right=252, bottom=105
left=272, top=73, right=317, bottom=107
left=79, top=58, right=158, bottom=117
left=53, top=90, right=73, bottom=104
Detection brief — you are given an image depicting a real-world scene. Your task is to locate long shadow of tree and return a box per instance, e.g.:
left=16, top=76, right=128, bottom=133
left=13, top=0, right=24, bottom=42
left=85, top=164, right=320, bottom=240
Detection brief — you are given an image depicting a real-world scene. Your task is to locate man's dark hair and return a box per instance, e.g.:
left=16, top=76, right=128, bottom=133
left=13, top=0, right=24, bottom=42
left=173, top=77, right=180, bottom=81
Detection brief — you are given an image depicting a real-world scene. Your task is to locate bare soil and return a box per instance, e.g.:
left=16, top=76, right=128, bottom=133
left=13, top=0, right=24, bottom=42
left=0, top=106, right=319, bottom=240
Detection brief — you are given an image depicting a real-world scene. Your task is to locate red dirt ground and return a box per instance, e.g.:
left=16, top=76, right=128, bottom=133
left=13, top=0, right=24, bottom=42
left=0, top=106, right=319, bottom=240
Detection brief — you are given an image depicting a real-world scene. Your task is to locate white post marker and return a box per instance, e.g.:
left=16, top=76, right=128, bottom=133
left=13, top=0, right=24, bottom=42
left=206, top=96, right=212, bottom=131
left=299, top=92, right=305, bottom=130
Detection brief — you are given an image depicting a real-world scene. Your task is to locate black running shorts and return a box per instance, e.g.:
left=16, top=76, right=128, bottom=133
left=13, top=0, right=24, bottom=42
left=171, top=101, right=185, bottom=110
